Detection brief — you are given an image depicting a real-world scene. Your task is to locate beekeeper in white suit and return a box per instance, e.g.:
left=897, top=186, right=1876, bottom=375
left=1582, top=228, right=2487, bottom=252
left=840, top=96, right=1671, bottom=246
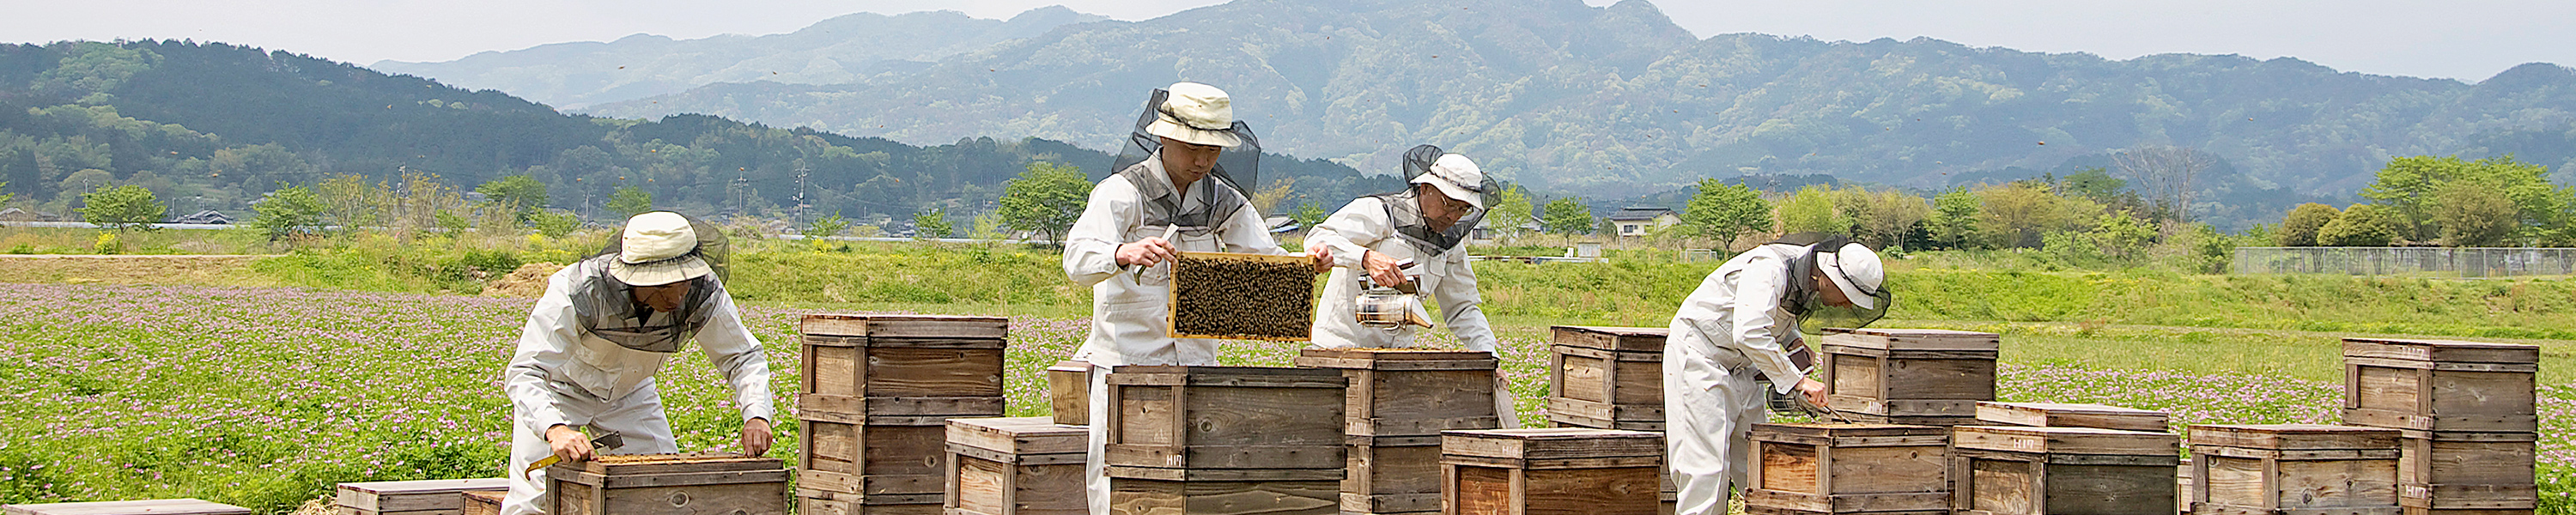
left=1664, top=234, right=1888, bottom=515
left=1302, top=144, right=1517, bottom=427
left=1060, top=82, right=1305, bottom=515
left=500, top=211, right=775, bottom=515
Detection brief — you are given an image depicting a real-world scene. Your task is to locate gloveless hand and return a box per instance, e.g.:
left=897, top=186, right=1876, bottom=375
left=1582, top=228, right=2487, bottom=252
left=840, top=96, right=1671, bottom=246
left=739, top=418, right=774, bottom=457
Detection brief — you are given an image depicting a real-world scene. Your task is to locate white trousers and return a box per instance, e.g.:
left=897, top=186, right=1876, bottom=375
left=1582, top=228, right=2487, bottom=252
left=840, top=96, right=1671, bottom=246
left=500, top=381, right=682, bottom=515
left=1663, top=358, right=1766, bottom=515
left=1084, top=367, right=1113, bottom=515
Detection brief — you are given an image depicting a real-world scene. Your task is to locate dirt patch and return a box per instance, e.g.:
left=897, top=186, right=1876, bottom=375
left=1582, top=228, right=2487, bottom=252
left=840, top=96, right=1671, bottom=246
left=0, top=255, right=275, bottom=286
left=481, top=262, right=566, bottom=298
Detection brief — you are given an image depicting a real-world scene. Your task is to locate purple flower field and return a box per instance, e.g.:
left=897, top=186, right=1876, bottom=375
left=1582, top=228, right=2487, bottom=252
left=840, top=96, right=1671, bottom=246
left=0, top=282, right=2565, bottom=512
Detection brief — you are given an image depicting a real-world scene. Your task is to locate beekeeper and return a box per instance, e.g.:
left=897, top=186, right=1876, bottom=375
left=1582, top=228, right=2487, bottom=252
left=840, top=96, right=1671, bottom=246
left=1060, top=82, right=1301, bottom=515
left=1663, top=234, right=1889, bottom=515
left=1302, top=144, right=1516, bottom=427
left=500, top=211, right=775, bottom=515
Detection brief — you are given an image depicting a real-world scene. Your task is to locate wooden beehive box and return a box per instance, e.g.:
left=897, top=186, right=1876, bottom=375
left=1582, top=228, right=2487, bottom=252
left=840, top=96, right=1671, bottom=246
left=1105, top=467, right=1343, bottom=515
left=1168, top=251, right=1318, bottom=341
left=1346, top=435, right=1445, bottom=515
left=1951, top=426, right=2179, bottom=515
left=3, top=500, right=252, bottom=515
left=796, top=489, right=939, bottom=515
left=2394, top=429, right=2537, bottom=512
left=1974, top=402, right=2170, bottom=433
left=1296, top=348, right=1503, bottom=437
left=1744, top=424, right=1951, bottom=515
left=1546, top=326, right=1668, bottom=431
left=459, top=492, right=501, bottom=515
left=2342, top=338, right=2538, bottom=433
left=2187, top=424, right=2401, bottom=515
left=799, top=314, right=1008, bottom=422
left=945, top=417, right=1086, bottom=515
left=1103, top=366, right=1347, bottom=470
left=800, top=419, right=950, bottom=496
left=1820, top=329, right=1999, bottom=425
left=336, top=478, right=508, bottom=515
left=1442, top=428, right=1666, bottom=515
left=1045, top=360, right=1091, bottom=426
left=547, top=453, right=787, bottom=515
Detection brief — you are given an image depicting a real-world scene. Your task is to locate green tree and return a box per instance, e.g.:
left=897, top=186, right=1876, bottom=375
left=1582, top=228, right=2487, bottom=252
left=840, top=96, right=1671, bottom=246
left=1292, top=201, right=1327, bottom=231
left=1838, top=186, right=1929, bottom=250
left=1976, top=182, right=2093, bottom=248
left=78, top=184, right=165, bottom=232
left=0, top=181, right=11, bottom=207
left=2275, top=203, right=2341, bottom=246
left=1540, top=198, right=1594, bottom=235
left=250, top=185, right=326, bottom=239
left=1773, top=185, right=1846, bottom=235
left=2057, top=167, right=2128, bottom=203
left=997, top=161, right=1092, bottom=245
left=1683, top=179, right=1771, bottom=247
left=531, top=209, right=581, bottom=238
left=1925, top=187, right=1983, bottom=250
left=314, top=173, right=385, bottom=232
left=1491, top=186, right=1534, bottom=238
left=913, top=208, right=954, bottom=239
left=2085, top=210, right=2157, bottom=260
left=606, top=185, right=653, bottom=219
left=2360, top=155, right=2564, bottom=242
left=2317, top=204, right=2404, bottom=246
left=806, top=212, right=850, bottom=239
left=2429, top=180, right=2516, bottom=246
left=477, top=175, right=550, bottom=224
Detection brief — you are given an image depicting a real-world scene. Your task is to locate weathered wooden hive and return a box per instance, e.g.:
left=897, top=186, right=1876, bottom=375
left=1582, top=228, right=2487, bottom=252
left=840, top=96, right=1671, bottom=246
left=545, top=453, right=788, bottom=515
left=1950, top=425, right=2180, bottom=515
left=2338, top=337, right=2540, bottom=515
left=1297, top=348, right=1505, bottom=515
left=945, top=417, right=1086, bottom=515
left=1820, top=329, right=2000, bottom=426
left=2187, top=424, right=2402, bottom=515
left=799, top=314, right=1010, bottom=513
left=1441, top=428, right=1665, bottom=515
left=1103, top=366, right=1347, bottom=515
left=1744, top=423, right=1952, bottom=515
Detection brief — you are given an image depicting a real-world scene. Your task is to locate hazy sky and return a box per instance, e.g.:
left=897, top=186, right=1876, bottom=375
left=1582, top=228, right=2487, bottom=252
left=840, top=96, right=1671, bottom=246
left=3, top=0, right=2567, bottom=81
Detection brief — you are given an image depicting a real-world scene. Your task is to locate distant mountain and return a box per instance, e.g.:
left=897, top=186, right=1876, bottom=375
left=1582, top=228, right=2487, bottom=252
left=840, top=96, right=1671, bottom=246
left=371, top=6, right=1108, bottom=109
left=576, top=0, right=2576, bottom=221
left=0, top=40, right=1370, bottom=223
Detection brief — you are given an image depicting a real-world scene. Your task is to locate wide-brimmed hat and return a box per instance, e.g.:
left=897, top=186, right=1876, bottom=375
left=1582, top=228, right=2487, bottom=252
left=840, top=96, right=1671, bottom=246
left=1816, top=242, right=1885, bottom=310
left=1409, top=153, right=1488, bottom=209
left=609, top=211, right=714, bottom=287
left=1143, top=82, right=1242, bottom=148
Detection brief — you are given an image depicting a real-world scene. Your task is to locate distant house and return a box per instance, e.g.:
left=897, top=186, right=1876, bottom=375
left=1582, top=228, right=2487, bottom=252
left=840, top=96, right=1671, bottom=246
left=172, top=209, right=234, bottom=225
left=0, top=208, right=63, bottom=222
left=1607, top=207, right=1681, bottom=237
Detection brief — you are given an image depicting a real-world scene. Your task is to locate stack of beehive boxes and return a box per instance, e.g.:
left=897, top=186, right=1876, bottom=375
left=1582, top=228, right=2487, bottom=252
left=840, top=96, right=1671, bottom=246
left=2339, top=337, right=2540, bottom=515
left=797, top=314, right=1010, bottom=515
left=1297, top=348, right=1505, bottom=515
left=1951, top=425, right=2181, bottom=515
left=1545, top=325, right=1680, bottom=513
left=1102, top=366, right=1346, bottom=515
left=1820, top=329, right=1999, bottom=426
left=1970, top=402, right=2184, bottom=512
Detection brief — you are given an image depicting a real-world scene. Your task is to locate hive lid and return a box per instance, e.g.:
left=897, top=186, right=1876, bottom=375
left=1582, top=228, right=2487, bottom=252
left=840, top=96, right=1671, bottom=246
left=1821, top=328, right=2000, bottom=351
left=1550, top=325, right=1668, bottom=352
left=1975, top=402, right=2171, bottom=432
left=799, top=313, right=1009, bottom=339
left=336, top=478, right=509, bottom=496
left=2342, top=337, right=2538, bottom=364
left=1293, top=348, right=1498, bottom=370
left=1952, top=425, right=2178, bottom=455
left=556, top=453, right=784, bottom=476
left=1047, top=360, right=1092, bottom=373
left=2188, top=424, right=2401, bottom=451
left=948, top=416, right=1087, bottom=455
left=1441, top=427, right=1664, bottom=460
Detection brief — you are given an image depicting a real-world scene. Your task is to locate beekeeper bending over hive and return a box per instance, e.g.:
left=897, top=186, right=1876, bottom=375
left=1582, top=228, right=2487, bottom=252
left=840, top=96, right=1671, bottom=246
left=1664, top=234, right=1889, bottom=515
left=1060, top=82, right=1305, bottom=515
left=499, top=211, right=774, bottom=515
left=1302, top=144, right=1516, bottom=427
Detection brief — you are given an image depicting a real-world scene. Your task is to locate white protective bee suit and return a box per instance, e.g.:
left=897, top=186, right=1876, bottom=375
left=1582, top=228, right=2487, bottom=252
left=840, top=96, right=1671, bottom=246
left=1061, top=154, right=1283, bottom=515
left=1662, top=243, right=1813, bottom=515
left=498, top=257, right=775, bottom=515
left=1303, top=195, right=1518, bottom=427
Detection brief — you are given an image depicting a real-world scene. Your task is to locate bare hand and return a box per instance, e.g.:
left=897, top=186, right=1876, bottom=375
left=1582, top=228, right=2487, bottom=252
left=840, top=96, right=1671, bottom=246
left=1361, top=250, right=1407, bottom=288
left=1304, top=245, right=1334, bottom=273
left=739, top=418, right=774, bottom=457
left=1116, top=238, right=1177, bottom=267
left=1795, top=378, right=1830, bottom=408
left=545, top=425, right=594, bottom=464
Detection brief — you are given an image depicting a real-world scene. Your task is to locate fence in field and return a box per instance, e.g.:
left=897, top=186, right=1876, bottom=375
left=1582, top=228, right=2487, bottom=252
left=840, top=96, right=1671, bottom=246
left=2232, top=246, right=2576, bottom=277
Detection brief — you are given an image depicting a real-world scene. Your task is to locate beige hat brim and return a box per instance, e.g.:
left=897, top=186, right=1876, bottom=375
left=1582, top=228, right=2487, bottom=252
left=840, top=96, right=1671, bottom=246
left=1818, top=253, right=1875, bottom=310
left=611, top=256, right=713, bottom=287
left=1413, top=174, right=1485, bottom=209
left=1145, top=118, right=1242, bottom=148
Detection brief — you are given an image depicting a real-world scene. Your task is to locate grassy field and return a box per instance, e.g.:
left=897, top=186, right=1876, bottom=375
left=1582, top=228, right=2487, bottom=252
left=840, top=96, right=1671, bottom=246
left=0, top=227, right=2570, bottom=513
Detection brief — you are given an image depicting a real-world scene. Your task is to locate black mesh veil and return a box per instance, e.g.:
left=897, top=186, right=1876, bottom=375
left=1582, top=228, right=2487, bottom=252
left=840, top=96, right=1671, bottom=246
left=570, top=211, right=733, bottom=353
left=1374, top=144, right=1499, bottom=255
left=1768, top=233, right=1893, bottom=336
left=1109, top=88, right=1262, bottom=238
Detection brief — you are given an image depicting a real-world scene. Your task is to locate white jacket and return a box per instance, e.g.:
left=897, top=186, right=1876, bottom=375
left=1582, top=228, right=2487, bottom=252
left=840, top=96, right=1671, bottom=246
left=1668, top=243, right=1807, bottom=396
left=1303, top=197, right=1498, bottom=352
left=1061, top=157, right=1283, bottom=367
left=503, top=264, right=776, bottom=435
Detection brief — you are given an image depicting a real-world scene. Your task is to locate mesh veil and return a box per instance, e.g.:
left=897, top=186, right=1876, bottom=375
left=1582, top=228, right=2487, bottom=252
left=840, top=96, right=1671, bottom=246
left=1108, top=88, right=1262, bottom=238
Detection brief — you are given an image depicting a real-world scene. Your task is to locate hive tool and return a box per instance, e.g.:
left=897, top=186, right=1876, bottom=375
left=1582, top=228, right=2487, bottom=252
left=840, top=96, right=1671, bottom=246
left=525, top=430, right=625, bottom=474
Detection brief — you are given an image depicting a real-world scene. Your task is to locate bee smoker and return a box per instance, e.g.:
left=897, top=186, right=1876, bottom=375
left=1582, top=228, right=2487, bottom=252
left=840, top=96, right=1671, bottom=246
left=1352, top=258, right=1432, bottom=333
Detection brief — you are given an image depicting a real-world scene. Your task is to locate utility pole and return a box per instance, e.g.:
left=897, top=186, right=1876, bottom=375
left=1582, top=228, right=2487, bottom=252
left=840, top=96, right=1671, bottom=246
left=794, top=165, right=811, bottom=227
